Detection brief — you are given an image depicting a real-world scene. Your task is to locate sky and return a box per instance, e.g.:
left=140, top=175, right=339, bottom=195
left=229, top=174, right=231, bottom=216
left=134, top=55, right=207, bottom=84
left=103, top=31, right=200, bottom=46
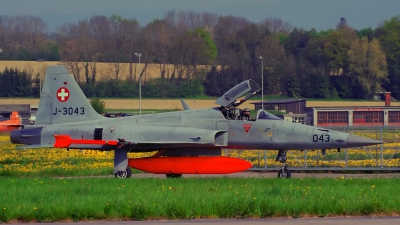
left=1, top=0, right=399, bottom=32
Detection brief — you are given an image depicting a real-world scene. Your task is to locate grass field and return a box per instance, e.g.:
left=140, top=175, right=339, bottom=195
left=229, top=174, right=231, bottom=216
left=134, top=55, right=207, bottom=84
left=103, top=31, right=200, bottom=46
left=0, top=177, right=399, bottom=222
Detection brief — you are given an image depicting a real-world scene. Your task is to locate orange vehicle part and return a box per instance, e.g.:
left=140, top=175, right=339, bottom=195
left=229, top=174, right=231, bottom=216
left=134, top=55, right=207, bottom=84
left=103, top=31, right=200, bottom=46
left=0, top=111, right=23, bottom=133
left=128, top=156, right=252, bottom=174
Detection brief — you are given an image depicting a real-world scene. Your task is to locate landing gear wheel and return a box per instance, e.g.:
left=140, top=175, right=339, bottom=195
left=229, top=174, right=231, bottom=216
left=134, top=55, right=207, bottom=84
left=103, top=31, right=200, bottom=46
left=166, top=174, right=182, bottom=178
left=114, top=167, right=132, bottom=178
left=278, top=168, right=291, bottom=178
left=276, top=150, right=291, bottom=178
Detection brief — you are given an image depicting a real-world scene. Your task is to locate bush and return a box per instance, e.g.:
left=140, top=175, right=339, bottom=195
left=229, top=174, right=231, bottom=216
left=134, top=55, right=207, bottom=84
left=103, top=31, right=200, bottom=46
left=90, top=98, right=106, bottom=114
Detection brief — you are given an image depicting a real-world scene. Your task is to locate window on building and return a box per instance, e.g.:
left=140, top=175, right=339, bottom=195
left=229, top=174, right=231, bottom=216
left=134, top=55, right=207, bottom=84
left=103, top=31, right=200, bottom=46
left=278, top=104, right=286, bottom=112
left=317, top=111, right=348, bottom=126
left=389, top=111, right=400, bottom=123
left=353, top=111, right=383, bottom=124
left=292, top=117, right=304, bottom=124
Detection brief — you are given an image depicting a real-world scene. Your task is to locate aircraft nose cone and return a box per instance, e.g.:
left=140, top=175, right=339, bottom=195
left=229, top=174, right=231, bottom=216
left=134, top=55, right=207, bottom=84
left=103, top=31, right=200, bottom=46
left=346, top=135, right=383, bottom=148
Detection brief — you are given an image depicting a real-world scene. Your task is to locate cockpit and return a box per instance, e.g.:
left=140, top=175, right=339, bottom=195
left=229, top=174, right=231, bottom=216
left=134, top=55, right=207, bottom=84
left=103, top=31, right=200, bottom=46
left=215, top=79, right=282, bottom=121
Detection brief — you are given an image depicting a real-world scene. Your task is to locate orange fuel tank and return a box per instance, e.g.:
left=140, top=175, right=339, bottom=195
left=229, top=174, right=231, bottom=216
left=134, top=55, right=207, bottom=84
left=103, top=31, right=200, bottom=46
left=128, top=156, right=252, bottom=174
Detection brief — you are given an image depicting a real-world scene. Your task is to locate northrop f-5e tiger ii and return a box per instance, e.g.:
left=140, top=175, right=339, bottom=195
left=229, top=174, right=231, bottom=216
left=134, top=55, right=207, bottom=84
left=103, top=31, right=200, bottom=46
left=10, top=65, right=383, bottom=178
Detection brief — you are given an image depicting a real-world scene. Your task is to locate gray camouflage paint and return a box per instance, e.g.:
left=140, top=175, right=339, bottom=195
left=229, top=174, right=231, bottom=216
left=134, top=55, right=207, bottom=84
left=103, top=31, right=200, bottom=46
left=10, top=65, right=383, bottom=174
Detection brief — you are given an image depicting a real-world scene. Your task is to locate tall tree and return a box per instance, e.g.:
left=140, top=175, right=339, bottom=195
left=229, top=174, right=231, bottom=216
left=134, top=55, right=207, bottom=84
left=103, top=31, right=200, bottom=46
left=347, top=37, right=388, bottom=98
left=108, top=14, right=125, bottom=80
left=376, top=15, right=400, bottom=99
left=337, top=17, right=348, bottom=29
left=120, top=18, right=139, bottom=83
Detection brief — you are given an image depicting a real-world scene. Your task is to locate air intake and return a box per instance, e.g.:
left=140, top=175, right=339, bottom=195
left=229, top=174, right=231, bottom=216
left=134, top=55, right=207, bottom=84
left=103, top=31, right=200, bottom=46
left=94, top=128, right=103, bottom=140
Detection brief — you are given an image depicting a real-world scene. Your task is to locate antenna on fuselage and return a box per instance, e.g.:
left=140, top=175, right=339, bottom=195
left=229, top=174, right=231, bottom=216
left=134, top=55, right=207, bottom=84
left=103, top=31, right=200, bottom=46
left=181, top=99, right=191, bottom=110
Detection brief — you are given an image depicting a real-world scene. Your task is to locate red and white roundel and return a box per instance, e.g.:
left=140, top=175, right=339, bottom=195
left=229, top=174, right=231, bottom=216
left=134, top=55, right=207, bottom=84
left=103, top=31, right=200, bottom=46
left=56, top=87, right=70, bottom=102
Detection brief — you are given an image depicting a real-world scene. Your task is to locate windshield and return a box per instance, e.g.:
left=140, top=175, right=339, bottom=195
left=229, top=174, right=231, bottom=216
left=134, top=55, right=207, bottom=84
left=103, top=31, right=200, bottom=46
left=215, top=79, right=260, bottom=108
left=256, top=110, right=282, bottom=120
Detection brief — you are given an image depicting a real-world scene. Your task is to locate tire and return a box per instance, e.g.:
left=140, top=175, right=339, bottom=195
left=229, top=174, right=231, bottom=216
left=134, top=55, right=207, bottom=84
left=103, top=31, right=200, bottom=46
left=277, top=168, right=291, bottom=178
left=114, top=167, right=132, bottom=178
left=166, top=174, right=182, bottom=178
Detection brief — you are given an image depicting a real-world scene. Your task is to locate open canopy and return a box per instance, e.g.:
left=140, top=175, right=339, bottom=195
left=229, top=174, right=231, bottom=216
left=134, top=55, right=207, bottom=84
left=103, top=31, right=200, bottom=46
left=215, top=79, right=261, bottom=108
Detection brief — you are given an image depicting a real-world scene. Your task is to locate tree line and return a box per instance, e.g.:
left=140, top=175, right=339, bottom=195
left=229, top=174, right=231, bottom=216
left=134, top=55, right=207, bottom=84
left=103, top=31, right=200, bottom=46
left=0, top=67, right=203, bottom=98
left=0, top=13, right=400, bottom=99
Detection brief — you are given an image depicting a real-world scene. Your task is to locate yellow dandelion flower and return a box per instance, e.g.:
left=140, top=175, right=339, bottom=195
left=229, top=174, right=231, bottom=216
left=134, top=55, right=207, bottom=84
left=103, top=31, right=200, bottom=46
left=372, top=185, right=375, bottom=188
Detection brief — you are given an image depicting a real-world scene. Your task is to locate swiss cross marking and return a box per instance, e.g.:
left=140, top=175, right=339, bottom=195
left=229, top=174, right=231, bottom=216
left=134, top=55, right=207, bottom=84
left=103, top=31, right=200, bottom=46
left=57, top=87, right=70, bottom=102
left=243, top=124, right=252, bottom=133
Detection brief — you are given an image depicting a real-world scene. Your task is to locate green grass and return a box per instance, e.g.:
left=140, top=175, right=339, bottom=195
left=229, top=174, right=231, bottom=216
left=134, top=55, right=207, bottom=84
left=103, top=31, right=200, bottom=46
left=0, top=177, right=398, bottom=222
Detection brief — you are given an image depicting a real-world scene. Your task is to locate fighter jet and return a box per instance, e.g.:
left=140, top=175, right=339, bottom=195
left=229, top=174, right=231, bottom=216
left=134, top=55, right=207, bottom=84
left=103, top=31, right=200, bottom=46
left=10, top=65, right=383, bottom=178
left=0, top=111, right=23, bottom=133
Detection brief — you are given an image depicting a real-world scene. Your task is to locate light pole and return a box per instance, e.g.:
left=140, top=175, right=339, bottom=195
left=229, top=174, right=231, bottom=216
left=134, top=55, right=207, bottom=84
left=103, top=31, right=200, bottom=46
left=299, top=98, right=301, bottom=114
left=259, top=56, right=264, bottom=110
left=135, top=53, right=142, bottom=115
left=37, top=59, right=44, bottom=96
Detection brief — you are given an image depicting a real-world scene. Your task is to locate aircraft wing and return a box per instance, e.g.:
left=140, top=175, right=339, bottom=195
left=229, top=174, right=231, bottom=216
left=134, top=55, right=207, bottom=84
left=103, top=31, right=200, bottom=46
left=15, top=127, right=229, bottom=150
left=16, top=140, right=214, bottom=150
left=57, top=127, right=229, bottom=150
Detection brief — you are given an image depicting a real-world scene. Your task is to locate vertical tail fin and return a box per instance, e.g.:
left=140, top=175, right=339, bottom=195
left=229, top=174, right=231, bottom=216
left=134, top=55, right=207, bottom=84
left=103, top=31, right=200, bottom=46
left=35, top=65, right=104, bottom=125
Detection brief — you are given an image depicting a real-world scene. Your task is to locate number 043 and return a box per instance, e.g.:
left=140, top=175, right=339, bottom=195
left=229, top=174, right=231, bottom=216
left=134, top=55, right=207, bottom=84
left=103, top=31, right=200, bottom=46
left=312, top=134, right=330, bottom=142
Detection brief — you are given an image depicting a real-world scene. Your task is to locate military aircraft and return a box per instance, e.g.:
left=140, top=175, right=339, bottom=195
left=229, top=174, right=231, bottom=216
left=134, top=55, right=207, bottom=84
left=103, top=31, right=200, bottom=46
left=0, top=111, right=23, bottom=133
left=10, top=65, right=383, bottom=178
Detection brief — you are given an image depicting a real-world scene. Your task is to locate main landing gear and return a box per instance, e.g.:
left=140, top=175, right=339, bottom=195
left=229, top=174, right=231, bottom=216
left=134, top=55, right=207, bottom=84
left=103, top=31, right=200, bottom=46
left=114, top=148, right=132, bottom=178
left=115, top=167, right=132, bottom=178
left=276, top=150, right=291, bottom=178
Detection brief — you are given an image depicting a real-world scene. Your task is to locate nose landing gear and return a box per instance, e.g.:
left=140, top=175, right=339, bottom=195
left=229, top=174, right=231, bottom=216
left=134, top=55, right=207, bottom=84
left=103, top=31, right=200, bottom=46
left=276, top=150, right=291, bottom=178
